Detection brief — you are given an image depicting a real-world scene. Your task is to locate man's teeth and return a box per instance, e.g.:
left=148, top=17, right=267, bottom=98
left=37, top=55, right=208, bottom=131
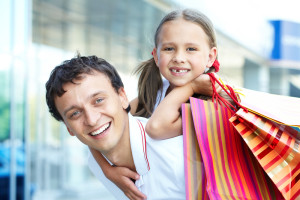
left=171, top=69, right=188, bottom=73
left=91, top=123, right=110, bottom=136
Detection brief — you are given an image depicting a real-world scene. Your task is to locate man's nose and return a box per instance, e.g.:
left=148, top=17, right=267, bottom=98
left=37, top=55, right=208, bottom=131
left=172, top=50, right=186, bottom=63
left=84, top=107, right=99, bottom=126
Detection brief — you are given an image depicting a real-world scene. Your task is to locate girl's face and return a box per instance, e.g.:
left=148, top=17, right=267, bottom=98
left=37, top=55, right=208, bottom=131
left=153, top=18, right=217, bottom=89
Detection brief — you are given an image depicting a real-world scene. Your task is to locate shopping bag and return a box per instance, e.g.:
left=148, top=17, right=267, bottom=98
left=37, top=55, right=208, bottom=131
left=183, top=97, right=283, bottom=200
left=231, top=87, right=300, bottom=199
left=182, top=103, right=209, bottom=200
left=237, top=87, right=300, bottom=129
left=230, top=108, right=300, bottom=200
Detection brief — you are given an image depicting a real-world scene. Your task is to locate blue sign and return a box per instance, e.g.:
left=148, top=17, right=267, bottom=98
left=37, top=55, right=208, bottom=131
left=270, top=20, right=300, bottom=61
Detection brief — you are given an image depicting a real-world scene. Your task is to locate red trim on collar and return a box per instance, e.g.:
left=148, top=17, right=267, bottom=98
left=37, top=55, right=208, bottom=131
left=136, top=120, right=150, bottom=171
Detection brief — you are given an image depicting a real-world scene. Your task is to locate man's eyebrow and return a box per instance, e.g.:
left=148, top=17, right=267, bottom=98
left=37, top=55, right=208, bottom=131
left=90, top=91, right=104, bottom=98
left=63, top=106, right=77, bottom=117
left=62, top=90, right=105, bottom=117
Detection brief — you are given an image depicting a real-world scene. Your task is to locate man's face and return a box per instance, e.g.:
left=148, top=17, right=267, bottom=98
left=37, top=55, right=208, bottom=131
left=54, top=70, right=129, bottom=154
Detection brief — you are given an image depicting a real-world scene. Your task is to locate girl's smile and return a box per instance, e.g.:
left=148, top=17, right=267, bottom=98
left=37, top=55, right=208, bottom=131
left=169, top=67, right=190, bottom=76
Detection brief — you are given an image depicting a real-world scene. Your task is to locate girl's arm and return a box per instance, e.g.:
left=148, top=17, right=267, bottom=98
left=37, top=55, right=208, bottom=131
left=89, top=147, right=146, bottom=200
left=145, top=74, right=218, bottom=139
left=145, top=83, right=194, bottom=139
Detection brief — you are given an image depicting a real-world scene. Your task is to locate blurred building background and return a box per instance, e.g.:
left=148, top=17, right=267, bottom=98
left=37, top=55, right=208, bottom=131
left=0, top=0, right=299, bottom=200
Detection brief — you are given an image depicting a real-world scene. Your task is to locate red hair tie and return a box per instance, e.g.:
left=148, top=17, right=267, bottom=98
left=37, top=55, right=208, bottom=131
left=212, top=59, right=220, bottom=72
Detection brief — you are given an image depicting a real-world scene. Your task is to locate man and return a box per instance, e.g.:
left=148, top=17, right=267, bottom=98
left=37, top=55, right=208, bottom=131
left=45, top=55, right=185, bottom=200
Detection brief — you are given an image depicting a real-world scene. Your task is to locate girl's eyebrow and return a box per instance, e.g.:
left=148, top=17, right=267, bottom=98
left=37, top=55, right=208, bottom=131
left=185, top=42, right=201, bottom=46
left=161, top=42, right=201, bottom=46
left=160, top=42, right=174, bottom=46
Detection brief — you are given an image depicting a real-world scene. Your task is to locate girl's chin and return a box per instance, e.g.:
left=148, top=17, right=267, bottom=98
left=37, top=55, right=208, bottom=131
left=170, top=82, right=189, bottom=88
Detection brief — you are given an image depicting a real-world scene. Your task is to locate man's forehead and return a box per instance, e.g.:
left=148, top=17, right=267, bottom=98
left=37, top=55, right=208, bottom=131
left=72, top=70, right=103, bottom=81
left=57, top=71, right=111, bottom=99
left=68, top=71, right=111, bottom=86
left=54, top=71, right=115, bottom=115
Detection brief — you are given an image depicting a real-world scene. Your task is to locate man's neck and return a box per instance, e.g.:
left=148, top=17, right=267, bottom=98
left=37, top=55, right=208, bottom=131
left=106, top=148, right=136, bottom=171
left=102, top=120, right=136, bottom=172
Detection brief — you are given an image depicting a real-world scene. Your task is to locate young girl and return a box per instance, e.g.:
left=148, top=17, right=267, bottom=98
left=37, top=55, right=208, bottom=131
left=90, top=8, right=222, bottom=200
left=138, top=8, right=220, bottom=139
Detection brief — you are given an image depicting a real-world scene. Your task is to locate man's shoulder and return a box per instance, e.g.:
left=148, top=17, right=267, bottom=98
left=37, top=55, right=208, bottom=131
left=135, top=116, right=148, bottom=124
left=129, top=114, right=148, bottom=125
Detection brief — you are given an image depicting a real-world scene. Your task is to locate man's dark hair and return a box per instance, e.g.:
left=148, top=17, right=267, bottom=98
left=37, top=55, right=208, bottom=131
left=45, top=55, right=129, bottom=121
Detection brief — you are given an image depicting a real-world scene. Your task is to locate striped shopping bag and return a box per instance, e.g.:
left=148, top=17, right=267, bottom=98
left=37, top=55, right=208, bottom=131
left=182, top=103, right=209, bottom=200
left=230, top=109, right=300, bottom=200
left=182, top=97, right=284, bottom=200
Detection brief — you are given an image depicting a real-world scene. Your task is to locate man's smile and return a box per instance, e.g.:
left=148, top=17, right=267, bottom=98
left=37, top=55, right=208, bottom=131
left=90, top=122, right=111, bottom=136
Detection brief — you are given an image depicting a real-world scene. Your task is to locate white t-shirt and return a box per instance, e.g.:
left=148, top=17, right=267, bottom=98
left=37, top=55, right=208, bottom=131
left=154, top=78, right=169, bottom=111
left=88, top=114, right=185, bottom=200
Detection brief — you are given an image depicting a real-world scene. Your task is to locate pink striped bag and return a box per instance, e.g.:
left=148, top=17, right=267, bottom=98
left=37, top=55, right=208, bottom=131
left=182, top=97, right=284, bottom=199
left=182, top=103, right=209, bottom=200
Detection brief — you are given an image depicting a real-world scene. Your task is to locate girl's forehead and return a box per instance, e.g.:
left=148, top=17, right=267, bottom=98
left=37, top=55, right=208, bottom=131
left=164, top=18, right=192, bottom=25
left=158, top=18, right=207, bottom=41
left=160, top=18, right=204, bottom=34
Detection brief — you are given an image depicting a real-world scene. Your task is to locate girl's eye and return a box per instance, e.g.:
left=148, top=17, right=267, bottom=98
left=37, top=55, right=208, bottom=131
left=164, top=47, right=174, bottom=51
left=187, top=47, right=196, bottom=51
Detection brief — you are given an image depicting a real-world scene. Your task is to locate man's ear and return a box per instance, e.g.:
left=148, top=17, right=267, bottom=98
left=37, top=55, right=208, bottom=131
left=66, top=126, right=75, bottom=136
left=118, top=87, right=130, bottom=110
left=152, top=48, right=159, bottom=66
left=206, top=47, right=218, bottom=68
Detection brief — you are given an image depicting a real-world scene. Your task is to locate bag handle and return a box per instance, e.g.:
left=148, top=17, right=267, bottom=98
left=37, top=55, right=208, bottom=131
left=207, top=60, right=248, bottom=113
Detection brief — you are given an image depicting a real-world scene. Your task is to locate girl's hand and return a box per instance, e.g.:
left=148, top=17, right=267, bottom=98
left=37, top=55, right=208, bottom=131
left=105, top=166, right=147, bottom=200
left=89, top=148, right=146, bottom=199
left=191, top=73, right=221, bottom=96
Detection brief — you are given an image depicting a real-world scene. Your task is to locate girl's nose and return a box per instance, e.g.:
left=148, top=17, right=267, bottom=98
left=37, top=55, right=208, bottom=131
left=172, top=50, right=186, bottom=63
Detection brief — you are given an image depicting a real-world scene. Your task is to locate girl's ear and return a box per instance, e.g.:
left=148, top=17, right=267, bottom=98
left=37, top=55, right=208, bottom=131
left=66, top=126, right=75, bottom=136
left=118, top=87, right=130, bottom=110
left=152, top=48, right=159, bottom=66
left=207, top=47, right=218, bottom=68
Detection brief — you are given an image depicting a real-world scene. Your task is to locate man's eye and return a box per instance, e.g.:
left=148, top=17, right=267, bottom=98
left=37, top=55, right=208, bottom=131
left=96, top=98, right=103, bottom=104
left=70, top=110, right=80, bottom=118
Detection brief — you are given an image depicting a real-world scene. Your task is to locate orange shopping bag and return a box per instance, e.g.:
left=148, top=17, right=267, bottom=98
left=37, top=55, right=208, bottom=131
left=230, top=108, right=300, bottom=200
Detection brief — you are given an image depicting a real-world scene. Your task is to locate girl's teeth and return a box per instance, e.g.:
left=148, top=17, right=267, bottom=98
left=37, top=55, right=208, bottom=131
left=171, top=69, right=188, bottom=73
